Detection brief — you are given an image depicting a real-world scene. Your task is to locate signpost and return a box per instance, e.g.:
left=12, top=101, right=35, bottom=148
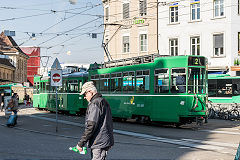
left=50, top=58, right=62, bottom=132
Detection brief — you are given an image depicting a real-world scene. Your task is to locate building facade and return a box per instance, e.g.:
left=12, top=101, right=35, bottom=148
left=0, top=32, right=29, bottom=83
left=158, top=0, right=240, bottom=75
left=0, top=55, right=15, bottom=85
left=102, top=0, right=158, bottom=61
left=20, top=47, right=40, bottom=86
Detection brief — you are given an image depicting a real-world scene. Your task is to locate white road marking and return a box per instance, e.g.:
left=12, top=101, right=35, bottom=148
left=29, top=115, right=238, bottom=155
left=201, top=130, right=240, bottom=135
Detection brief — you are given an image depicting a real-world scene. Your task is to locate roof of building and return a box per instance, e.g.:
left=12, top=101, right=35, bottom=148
left=0, top=58, right=15, bottom=69
left=0, top=32, right=28, bottom=58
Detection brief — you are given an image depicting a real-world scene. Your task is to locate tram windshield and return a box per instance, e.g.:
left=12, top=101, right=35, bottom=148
left=188, top=68, right=206, bottom=94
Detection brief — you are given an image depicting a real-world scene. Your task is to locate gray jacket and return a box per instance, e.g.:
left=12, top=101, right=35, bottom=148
left=78, top=93, right=114, bottom=149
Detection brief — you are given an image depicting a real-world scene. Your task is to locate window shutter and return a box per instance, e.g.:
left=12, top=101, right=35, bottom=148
left=140, top=1, right=144, bottom=16
left=105, top=7, right=109, bottom=21
left=123, top=3, right=129, bottom=19
left=214, top=34, right=223, bottom=48
left=143, top=0, right=147, bottom=15
left=139, top=0, right=147, bottom=16
left=123, top=36, right=129, bottom=44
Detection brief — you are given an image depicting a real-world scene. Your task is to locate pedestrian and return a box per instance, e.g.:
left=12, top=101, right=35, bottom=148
left=13, top=93, right=19, bottom=109
left=24, top=93, right=30, bottom=107
left=9, top=95, right=18, bottom=115
left=76, top=81, right=114, bottom=160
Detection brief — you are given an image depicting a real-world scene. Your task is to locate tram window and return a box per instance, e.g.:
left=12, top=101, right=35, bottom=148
left=33, top=82, right=39, bottom=94
left=99, top=74, right=110, bottom=93
left=208, top=79, right=217, bottom=97
left=188, top=68, right=206, bottom=94
left=41, top=82, right=46, bottom=93
left=62, top=80, right=67, bottom=93
left=233, top=79, right=240, bottom=95
left=46, top=82, right=50, bottom=93
left=154, top=69, right=169, bottom=93
left=91, top=74, right=100, bottom=91
left=79, top=81, right=83, bottom=93
left=110, top=72, right=122, bottom=93
left=216, top=79, right=232, bottom=97
left=171, top=68, right=186, bottom=93
left=68, top=80, right=78, bottom=93
left=123, top=71, right=135, bottom=93
left=136, top=70, right=150, bottom=93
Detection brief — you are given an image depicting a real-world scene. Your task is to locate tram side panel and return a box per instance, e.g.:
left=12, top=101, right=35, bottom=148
left=33, top=94, right=40, bottom=108
left=149, top=96, right=183, bottom=123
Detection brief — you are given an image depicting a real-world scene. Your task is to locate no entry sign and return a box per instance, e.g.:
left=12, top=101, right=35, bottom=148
left=53, top=73, right=61, bottom=82
left=51, top=70, right=62, bottom=86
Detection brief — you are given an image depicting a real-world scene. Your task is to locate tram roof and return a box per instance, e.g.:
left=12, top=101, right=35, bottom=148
left=89, top=55, right=206, bottom=73
left=208, top=74, right=240, bottom=79
left=63, top=71, right=88, bottom=78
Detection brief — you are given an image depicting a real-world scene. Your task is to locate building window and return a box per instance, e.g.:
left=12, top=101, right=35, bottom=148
left=105, top=7, right=109, bottom=21
left=123, top=3, right=129, bottom=19
left=238, top=0, right=240, bottom=15
left=123, top=36, right=130, bottom=53
left=214, top=0, right=224, bottom=17
left=213, top=34, right=224, bottom=57
left=140, top=34, right=147, bottom=52
left=169, top=39, right=178, bottom=56
left=191, top=37, right=200, bottom=55
left=139, top=0, right=147, bottom=16
left=191, top=1, right=200, bottom=21
left=169, top=5, right=178, bottom=23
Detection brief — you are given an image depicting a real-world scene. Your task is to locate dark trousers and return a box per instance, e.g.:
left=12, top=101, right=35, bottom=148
left=91, top=147, right=110, bottom=160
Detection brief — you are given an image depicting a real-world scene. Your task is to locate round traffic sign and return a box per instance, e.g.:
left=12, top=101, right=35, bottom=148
left=52, top=73, right=61, bottom=83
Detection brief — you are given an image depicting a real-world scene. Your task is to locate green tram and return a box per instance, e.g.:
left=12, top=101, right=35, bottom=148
left=89, top=55, right=207, bottom=125
left=33, top=71, right=88, bottom=114
left=208, top=74, right=240, bottom=103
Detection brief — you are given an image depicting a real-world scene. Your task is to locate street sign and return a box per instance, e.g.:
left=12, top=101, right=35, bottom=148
left=51, top=58, right=62, bottom=70
left=51, top=70, right=62, bottom=86
left=50, top=58, right=62, bottom=132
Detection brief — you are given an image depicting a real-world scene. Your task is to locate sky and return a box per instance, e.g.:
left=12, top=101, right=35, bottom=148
left=0, top=0, right=104, bottom=67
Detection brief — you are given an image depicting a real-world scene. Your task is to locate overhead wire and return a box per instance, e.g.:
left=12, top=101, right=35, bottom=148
left=46, top=23, right=103, bottom=49
left=39, top=3, right=102, bottom=34
left=0, top=12, right=54, bottom=21
left=38, top=17, right=101, bottom=47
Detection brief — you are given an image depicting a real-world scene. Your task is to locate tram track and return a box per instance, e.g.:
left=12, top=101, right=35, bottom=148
left=2, top=114, right=236, bottom=156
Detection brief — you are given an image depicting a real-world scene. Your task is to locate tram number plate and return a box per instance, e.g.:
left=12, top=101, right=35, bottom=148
left=188, top=57, right=205, bottom=66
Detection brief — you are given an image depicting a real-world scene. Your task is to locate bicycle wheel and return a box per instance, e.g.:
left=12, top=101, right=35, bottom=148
left=230, top=110, right=239, bottom=120
left=208, top=108, right=215, bottom=119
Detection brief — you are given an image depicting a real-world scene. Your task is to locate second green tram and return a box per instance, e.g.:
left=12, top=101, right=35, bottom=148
left=208, top=74, right=240, bottom=103
left=33, top=71, right=88, bottom=114
left=89, top=55, right=208, bottom=125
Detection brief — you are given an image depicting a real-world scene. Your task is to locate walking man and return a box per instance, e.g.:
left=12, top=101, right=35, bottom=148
left=76, top=81, right=114, bottom=160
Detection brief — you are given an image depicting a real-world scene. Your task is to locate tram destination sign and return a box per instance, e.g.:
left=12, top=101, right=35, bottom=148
left=188, top=56, right=205, bottom=66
